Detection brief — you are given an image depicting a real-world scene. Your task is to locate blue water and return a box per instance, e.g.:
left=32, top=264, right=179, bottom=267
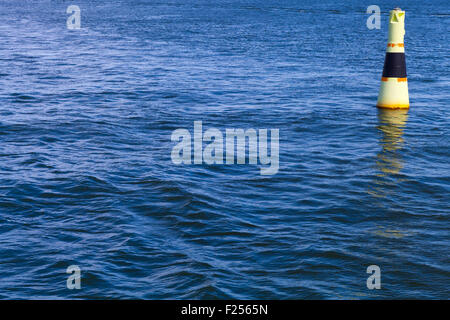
left=0, top=0, right=449, bottom=299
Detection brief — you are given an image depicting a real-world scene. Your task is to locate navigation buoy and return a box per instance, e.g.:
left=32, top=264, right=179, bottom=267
left=377, top=8, right=409, bottom=109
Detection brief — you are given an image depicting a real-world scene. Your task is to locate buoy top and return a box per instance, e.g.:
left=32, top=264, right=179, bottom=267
left=387, top=9, right=406, bottom=52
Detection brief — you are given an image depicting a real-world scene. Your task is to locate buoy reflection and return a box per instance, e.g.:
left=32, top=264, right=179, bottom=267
left=369, top=109, right=409, bottom=198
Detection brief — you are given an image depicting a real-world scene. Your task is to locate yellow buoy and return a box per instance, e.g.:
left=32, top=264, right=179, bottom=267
left=376, top=8, right=409, bottom=109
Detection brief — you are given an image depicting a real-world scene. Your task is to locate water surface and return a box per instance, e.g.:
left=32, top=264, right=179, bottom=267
left=0, top=0, right=448, bottom=299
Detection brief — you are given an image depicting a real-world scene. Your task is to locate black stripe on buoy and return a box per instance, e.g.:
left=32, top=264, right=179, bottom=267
left=382, top=53, right=407, bottom=78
